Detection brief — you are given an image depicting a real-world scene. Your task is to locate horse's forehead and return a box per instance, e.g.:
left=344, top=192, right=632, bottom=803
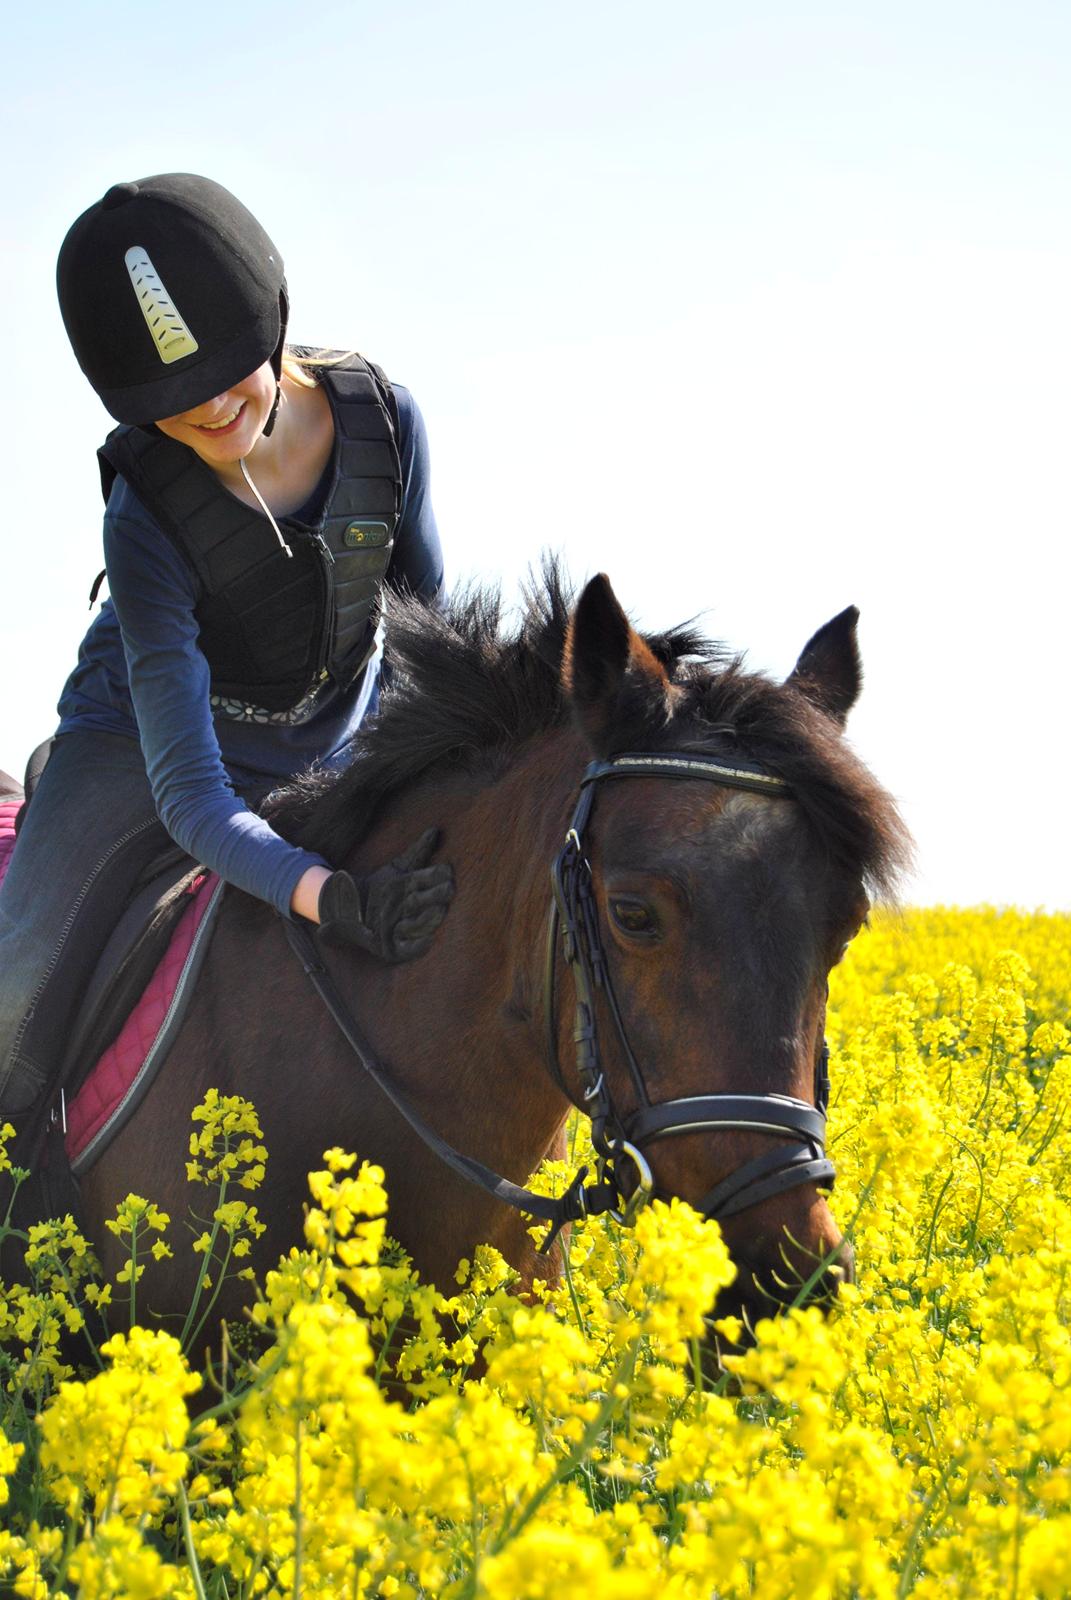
left=601, top=784, right=847, bottom=915
left=603, top=784, right=805, bottom=863
left=707, top=791, right=806, bottom=857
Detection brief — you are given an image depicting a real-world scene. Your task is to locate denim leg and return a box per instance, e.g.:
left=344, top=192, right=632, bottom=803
left=0, top=731, right=171, bottom=1114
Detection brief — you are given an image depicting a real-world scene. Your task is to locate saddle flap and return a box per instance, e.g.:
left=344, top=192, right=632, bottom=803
left=59, top=856, right=205, bottom=1103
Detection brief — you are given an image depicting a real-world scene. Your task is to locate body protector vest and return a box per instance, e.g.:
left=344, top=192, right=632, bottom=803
left=97, top=352, right=402, bottom=722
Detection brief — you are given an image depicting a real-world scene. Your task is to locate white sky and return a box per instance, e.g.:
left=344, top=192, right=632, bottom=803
left=2, top=1, right=1068, bottom=908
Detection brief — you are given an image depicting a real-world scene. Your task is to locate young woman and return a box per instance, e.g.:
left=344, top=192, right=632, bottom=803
left=0, top=172, right=453, bottom=1124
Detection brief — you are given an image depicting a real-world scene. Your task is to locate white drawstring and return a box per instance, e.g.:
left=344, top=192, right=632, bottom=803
left=240, top=457, right=293, bottom=557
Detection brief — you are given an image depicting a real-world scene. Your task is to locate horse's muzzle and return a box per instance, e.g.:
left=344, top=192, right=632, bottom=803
left=709, top=1230, right=855, bottom=1347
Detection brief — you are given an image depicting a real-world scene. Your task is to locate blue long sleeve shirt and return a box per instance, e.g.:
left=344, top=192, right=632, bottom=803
left=57, top=384, right=443, bottom=916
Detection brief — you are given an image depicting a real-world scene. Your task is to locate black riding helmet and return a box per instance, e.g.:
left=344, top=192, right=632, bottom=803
left=57, top=173, right=289, bottom=432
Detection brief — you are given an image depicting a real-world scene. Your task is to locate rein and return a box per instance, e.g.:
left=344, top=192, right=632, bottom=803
left=283, top=749, right=835, bottom=1250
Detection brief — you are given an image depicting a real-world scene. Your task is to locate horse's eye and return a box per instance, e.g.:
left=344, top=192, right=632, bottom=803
left=609, top=898, right=659, bottom=938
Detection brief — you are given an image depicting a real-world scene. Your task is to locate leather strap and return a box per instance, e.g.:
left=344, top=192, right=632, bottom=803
left=623, top=1094, right=827, bottom=1148
left=282, top=918, right=618, bottom=1242
left=698, top=1146, right=836, bottom=1220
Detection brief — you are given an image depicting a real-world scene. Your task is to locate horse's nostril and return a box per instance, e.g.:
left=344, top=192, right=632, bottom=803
left=799, top=1238, right=854, bottom=1304
left=809, top=1264, right=848, bottom=1305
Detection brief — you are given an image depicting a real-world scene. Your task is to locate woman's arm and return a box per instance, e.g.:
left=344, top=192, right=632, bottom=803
left=386, top=386, right=445, bottom=601
left=104, top=495, right=332, bottom=919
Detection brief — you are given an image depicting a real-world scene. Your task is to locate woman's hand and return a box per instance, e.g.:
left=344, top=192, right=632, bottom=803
left=315, top=830, right=454, bottom=962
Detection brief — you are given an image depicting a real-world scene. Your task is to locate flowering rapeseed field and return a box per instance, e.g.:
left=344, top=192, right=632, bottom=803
left=1, top=906, right=1069, bottom=1597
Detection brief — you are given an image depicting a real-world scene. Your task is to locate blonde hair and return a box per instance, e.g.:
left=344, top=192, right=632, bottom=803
left=281, top=349, right=320, bottom=389
left=281, top=347, right=360, bottom=389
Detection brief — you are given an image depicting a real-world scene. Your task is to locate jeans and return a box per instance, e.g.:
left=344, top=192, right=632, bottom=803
left=0, top=731, right=175, bottom=1114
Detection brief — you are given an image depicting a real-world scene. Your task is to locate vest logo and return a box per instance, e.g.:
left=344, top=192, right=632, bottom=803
left=124, top=246, right=199, bottom=366
left=344, top=521, right=391, bottom=548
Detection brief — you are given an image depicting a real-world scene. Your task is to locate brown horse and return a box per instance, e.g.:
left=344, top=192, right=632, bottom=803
left=77, top=568, right=909, bottom=1330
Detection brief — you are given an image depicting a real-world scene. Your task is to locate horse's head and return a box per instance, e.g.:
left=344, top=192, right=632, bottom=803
left=262, top=567, right=909, bottom=1327
left=553, top=574, right=910, bottom=1333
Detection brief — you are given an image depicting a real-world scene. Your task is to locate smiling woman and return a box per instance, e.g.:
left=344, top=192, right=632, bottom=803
left=157, top=369, right=276, bottom=450
left=0, top=173, right=453, bottom=1192
left=155, top=356, right=338, bottom=523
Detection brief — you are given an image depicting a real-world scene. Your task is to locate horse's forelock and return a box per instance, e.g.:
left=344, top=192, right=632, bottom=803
left=667, top=668, right=912, bottom=900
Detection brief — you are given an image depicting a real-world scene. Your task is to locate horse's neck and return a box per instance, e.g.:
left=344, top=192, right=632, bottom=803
left=347, top=732, right=584, bottom=1169
left=312, top=734, right=585, bottom=1286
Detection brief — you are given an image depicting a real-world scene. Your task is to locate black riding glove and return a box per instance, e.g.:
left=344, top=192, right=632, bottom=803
left=317, top=828, right=454, bottom=963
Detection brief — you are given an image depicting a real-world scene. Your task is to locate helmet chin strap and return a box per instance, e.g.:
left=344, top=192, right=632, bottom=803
left=261, top=381, right=283, bottom=438
left=261, top=288, right=290, bottom=440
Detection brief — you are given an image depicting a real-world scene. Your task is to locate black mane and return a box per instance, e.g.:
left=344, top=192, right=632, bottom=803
left=265, top=564, right=910, bottom=896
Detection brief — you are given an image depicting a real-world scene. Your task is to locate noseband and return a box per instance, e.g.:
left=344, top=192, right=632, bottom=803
left=284, top=749, right=835, bottom=1251
left=542, top=752, right=834, bottom=1237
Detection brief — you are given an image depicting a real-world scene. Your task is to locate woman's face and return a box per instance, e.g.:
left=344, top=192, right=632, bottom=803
left=154, top=360, right=277, bottom=464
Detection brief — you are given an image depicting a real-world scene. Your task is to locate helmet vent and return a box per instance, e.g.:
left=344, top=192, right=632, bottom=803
left=124, top=245, right=200, bottom=367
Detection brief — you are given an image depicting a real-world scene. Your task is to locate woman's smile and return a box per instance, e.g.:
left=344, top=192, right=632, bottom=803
left=193, top=404, right=245, bottom=435
left=155, top=365, right=278, bottom=464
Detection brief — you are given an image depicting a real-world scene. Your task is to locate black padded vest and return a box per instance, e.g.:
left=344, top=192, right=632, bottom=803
left=97, top=352, right=401, bottom=718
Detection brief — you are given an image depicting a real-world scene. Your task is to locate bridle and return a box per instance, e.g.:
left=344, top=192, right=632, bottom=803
left=284, top=747, right=835, bottom=1251
left=542, top=752, right=834, bottom=1241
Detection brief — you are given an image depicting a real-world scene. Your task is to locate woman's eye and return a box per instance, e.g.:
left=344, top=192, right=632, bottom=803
left=609, top=898, right=659, bottom=938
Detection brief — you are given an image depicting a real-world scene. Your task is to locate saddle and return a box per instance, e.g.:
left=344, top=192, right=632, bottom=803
left=0, top=790, right=221, bottom=1256
left=59, top=848, right=206, bottom=1110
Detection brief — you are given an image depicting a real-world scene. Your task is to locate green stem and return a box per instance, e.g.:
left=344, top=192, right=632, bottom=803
left=190, top=1342, right=291, bottom=1429
left=184, top=1232, right=237, bottom=1360
left=292, top=1407, right=304, bottom=1600
left=896, top=1457, right=957, bottom=1598
left=0, top=1166, right=28, bottom=1233
left=788, top=1152, right=888, bottom=1313
left=179, top=1481, right=210, bottom=1600
left=922, top=1169, right=956, bottom=1272
left=560, top=1225, right=588, bottom=1337
left=46, top=1509, right=80, bottom=1598
left=128, top=1218, right=139, bottom=1330
left=373, top=1313, right=405, bottom=1384
left=490, top=1344, right=638, bottom=1553
left=180, top=1177, right=231, bottom=1352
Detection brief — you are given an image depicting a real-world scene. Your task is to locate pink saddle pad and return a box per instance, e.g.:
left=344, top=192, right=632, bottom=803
left=0, top=800, right=18, bottom=883
left=65, top=873, right=220, bottom=1170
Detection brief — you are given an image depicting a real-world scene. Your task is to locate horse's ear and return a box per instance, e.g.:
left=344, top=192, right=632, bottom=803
left=786, top=605, right=862, bottom=727
left=564, top=573, right=670, bottom=754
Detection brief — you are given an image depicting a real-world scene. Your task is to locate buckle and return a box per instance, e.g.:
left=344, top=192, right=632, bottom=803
left=608, top=1141, right=654, bottom=1225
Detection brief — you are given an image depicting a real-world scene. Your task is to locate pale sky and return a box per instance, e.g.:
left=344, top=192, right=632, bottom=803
left=3, top=1, right=1068, bottom=908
